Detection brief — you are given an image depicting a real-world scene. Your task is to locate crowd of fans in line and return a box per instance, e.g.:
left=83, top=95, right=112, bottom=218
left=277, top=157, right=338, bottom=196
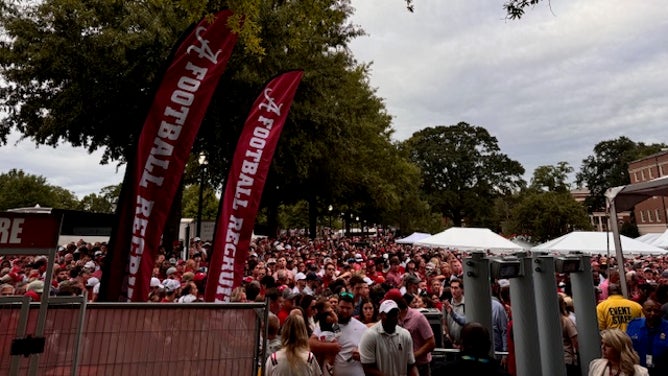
left=2, top=232, right=668, bottom=375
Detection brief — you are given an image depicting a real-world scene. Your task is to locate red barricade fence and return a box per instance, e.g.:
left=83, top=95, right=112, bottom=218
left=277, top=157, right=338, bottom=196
left=0, top=302, right=265, bottom=376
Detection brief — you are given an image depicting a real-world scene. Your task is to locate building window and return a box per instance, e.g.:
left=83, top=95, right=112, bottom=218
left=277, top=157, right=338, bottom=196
left=648, top=210, right=654, bottom=222
left=649, top=168, right=654, bottom=179
left=641, top=170, right=646, bottom=181
left=634, top=171, right=639, bottom=182
left=655, top=209, right=662, bottom=222
left=640, top=210, right=646, bottom=223
left=661, top=165, right=665, bottom=176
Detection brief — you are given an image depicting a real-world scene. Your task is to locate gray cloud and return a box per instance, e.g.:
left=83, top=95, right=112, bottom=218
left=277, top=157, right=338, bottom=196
left=0, top=133, right=123, bottom=199
left=350, top=0, right=668, bottom=177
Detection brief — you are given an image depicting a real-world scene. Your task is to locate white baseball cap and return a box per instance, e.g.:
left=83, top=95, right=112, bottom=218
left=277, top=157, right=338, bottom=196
left=150, top=277, right=164, bottom=289
left=379, top=299, right=399, bottom=314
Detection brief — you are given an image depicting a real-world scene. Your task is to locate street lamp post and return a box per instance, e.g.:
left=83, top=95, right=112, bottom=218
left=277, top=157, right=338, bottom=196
left=196, top=153, right=208, bottom=238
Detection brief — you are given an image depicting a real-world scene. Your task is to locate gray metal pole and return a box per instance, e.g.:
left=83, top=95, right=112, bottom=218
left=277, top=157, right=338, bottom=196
left=532, top=253, right=566, bottom=376
left=29, top=246, right=57, bottom=376
left=463, top=252, right=494, bottom=354
left=71, top=294, right=88, bottom=376
left=509, top=254, right=542, bottom=376
left=196, top=168, right=204, bottom=238
left=570, top=254, right=601, bottom=376
left=607, top=200, right=629, bottom=298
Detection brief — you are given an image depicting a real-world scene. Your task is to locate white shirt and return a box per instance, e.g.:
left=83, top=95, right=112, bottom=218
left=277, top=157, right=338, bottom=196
left=314, top=317, right=368, bottom=376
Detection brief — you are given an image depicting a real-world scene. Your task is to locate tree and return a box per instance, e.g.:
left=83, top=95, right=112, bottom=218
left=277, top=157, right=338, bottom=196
left=0, top=169, right=79, bottom=210
left=508, top=190, right=593, bottom=242
left=79, top=184, right=121, bottom=213
left=0, top=0, right=422, bottom=236
left=196, top=1, right=416, bottom=236
left=529, top=162, right=573, bottom=193
left=576, top=137, right=667, bottom=212
left=402, top=122, right=526, bottom=227
left=181, top=184, right=219, bottom=221
left=0, top=0, right=196, bottom=162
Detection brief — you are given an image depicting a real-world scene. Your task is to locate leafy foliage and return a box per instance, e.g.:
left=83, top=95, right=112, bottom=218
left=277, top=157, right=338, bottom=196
left=79, top=184, right=121, bottom=213
left=181, top=184, right=219, bottom=220
left=1, top=1, right=556, bottom=235
left=402, top=122, right=526, bottom=227
left=0, top=169, right=79, bottom=210
left=1, top=0, right=417, bottom=235
left=508, top=190, right=593, bottom=242
left=0, top=0, right=192, bottom=162
left=575, top=137, right=667, bottom=212
left=192, top=0, right=416, bottom=235
left=503, top=0, right=545, bottom=19
left=529, top=162, right=573, bottom=193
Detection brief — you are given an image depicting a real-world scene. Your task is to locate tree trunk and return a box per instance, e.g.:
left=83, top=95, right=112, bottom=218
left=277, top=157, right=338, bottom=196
left=267, top=200, right=279, bottom=238
left=162, top=180, right=184, bottom=258
left=308, top=196, right=317, bottom=240
left=452, top=212, right=463, bottom=227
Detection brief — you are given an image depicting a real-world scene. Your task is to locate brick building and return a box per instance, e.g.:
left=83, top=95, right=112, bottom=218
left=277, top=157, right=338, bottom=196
left=628, top=150, right=668, bottom=234
left=570, top=187, right=631, bottom=232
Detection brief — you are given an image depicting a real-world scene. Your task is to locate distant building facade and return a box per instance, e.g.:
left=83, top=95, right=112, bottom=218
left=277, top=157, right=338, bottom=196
left=628, top=150, right=668, bottom=234
left=570, top=188, right=631, bottom=232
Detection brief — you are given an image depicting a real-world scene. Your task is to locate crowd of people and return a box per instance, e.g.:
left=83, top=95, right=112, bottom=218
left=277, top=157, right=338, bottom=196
left=2, top=231, right=668, bottom=375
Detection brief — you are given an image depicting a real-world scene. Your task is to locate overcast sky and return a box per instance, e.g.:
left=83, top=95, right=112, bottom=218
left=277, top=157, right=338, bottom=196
left=1, top=0, right=667, bottom=198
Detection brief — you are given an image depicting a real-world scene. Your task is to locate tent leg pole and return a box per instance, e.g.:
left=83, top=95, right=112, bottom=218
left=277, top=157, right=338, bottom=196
left=607, top=200, right=629, bottom=298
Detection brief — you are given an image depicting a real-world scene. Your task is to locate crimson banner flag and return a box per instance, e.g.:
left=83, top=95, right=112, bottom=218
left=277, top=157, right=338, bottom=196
left=102, top=10, right=238, bottom=301
left=205, top=70, right=304, bottom=302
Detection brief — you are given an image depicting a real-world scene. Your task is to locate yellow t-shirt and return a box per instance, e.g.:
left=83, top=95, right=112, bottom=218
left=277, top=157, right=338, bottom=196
left=596, top=295, right=643, bottom=332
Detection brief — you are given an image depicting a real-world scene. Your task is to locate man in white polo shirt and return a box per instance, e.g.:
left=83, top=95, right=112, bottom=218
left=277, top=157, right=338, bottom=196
left=359, top=300, right=418, bottom=376
left=313, top=291, right=368, bottom=375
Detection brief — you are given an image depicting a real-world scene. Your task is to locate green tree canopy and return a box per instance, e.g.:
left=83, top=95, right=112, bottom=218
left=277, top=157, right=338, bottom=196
left=79, top=184, right=121, bottom=213
left=402, top=122, right=526, bottom=227
left=1, top=0, right=415, bottom=234
left=529, top=162, right=573, bottom=193
left=508, top=190, right=593, bottom=242
left=192, top=1, right=417, bottom=235
left=0, top=169, right=79, bottom=210
left=0, top=0, right=196, bottom=162
left=576, top=137, right=667, bottom=212
left=181, top=184, right=219, bottom=221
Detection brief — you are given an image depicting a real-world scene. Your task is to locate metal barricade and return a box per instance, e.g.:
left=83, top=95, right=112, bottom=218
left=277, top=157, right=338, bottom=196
left=1, top=301, right=265, bottom=376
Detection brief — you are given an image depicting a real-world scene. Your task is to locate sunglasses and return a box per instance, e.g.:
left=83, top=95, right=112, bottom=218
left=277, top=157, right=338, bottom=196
left=339, top=291, right=354, bottom=299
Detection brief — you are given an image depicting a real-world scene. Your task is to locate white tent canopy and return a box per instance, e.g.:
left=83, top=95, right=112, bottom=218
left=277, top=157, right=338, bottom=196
left=510, top=237, right=535, bottom=250
left=649, top=228, right=668, bottom=249
left=395, top=232, right=432, bottom=244
left=532, top=231, right=667, bottom=255
left=414, top=227, right=523, bottom=253
left=635, top=232, right=663, bottom=246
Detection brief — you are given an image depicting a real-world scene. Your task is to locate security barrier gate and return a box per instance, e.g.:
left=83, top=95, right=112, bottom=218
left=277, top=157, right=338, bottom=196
left=1, top=212, right=266, bottom=376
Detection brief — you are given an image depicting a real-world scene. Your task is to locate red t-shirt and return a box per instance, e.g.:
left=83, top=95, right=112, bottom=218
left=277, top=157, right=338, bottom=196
left=277, top=308, right=291, bottom=326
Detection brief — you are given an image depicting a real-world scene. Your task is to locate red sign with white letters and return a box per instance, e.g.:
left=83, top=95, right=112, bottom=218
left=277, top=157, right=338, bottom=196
left=0, top=212, right=60, bottom=249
